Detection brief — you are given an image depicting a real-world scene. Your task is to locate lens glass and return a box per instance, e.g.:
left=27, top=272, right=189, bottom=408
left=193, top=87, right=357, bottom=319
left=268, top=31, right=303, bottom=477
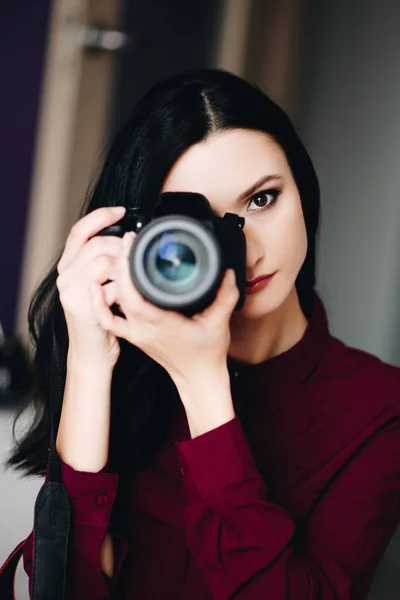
left=144, top=230, right=205, bottom=293
left=156, top=236, right=196, bottom=282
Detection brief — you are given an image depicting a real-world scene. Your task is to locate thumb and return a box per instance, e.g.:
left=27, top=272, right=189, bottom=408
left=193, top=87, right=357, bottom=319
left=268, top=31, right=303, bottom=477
left=200, top=270, right=239, bottom=323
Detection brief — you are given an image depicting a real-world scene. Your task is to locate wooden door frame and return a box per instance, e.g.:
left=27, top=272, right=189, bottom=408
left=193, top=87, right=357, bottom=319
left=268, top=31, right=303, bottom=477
left=16, top=0, right=120, bottom=339
left=216, top=0, right=311, bottom=122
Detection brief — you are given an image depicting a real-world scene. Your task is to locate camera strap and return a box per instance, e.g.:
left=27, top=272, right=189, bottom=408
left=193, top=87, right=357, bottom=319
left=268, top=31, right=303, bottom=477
left=0, top=316, right=71, bottom=600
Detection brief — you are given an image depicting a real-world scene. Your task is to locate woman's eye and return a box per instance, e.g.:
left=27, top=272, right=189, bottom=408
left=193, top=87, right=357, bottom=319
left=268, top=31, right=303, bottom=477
left=247, top=189, right=280, bottom=212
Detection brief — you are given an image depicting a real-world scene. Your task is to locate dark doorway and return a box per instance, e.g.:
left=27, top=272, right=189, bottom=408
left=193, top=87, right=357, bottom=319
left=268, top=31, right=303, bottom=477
left=110, top=0, right=223, bottom=134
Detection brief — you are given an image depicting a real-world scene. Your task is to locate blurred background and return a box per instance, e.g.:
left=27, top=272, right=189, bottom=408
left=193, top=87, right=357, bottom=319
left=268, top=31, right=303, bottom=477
left=1, top=0, right=400, bottom=597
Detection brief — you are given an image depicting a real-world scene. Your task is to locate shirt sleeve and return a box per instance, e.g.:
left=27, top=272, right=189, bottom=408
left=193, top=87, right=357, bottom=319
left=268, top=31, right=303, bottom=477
left=22, top=458, right=129, bottom=600
left=175, top=415, right=400, bottom=600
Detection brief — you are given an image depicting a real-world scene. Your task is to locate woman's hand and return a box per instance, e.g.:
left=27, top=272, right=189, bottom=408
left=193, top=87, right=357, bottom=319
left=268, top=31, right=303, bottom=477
left=56, top=206, right=126, bottom=369
left=91, top=230, right=239, bottom=396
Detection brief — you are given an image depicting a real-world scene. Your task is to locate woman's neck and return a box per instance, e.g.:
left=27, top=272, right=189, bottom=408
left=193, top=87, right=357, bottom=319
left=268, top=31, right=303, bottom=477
left=228, top=286, right=309, bottom=366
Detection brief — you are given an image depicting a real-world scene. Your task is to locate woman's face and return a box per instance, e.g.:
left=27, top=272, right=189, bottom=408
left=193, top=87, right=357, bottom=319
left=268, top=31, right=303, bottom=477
left=161, top=128, right=308, bottom=320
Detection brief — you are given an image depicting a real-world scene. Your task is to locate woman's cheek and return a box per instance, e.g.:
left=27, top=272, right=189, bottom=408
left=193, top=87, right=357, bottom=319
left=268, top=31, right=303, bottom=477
left=273, top=207, right=308, bottom=275
left=289, top=215, right=308, bottom=274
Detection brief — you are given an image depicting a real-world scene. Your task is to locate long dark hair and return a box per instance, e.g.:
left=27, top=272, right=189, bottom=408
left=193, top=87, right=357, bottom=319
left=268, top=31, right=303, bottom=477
left=6, top=68, right=320, bottom=477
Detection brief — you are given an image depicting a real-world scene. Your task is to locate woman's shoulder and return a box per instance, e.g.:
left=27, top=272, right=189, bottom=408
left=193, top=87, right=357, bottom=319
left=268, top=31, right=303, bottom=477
left=316, top=333, right=400, bottom=415
left=321, top=333, right=400, bottom=380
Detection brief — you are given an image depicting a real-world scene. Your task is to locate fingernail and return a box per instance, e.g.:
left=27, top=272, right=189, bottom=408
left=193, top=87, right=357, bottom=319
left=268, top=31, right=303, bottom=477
left=112, top=206, right=126, bottom=215
left=230, top=270, right=236, bottom=285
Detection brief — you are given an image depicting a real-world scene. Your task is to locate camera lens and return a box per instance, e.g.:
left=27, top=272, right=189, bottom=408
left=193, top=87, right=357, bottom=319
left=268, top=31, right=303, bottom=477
left=143, top=230, right=203, bottom=293
left=130, top=216, right=221, bottom=310
left=153, top=234, right=197, bottom=283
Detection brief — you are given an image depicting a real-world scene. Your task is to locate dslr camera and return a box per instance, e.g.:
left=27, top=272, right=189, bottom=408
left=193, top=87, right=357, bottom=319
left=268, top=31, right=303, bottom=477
left=98, top=192, right=247, bottom=316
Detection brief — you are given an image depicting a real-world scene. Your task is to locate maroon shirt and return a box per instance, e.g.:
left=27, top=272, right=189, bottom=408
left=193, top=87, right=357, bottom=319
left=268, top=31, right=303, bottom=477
left=23, top=293, right=400, bottom=599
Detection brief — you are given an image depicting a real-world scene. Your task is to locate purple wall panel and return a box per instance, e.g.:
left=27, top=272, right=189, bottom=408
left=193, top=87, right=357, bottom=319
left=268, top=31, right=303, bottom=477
left=0, top=1, right=52, bottom=335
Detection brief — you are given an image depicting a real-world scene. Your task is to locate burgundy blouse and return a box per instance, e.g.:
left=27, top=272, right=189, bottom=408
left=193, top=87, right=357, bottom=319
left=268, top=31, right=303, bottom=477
left=23, top=293, right=400, bottom=599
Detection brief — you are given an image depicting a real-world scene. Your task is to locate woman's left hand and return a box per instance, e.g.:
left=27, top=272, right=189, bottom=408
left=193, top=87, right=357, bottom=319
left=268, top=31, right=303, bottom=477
left=91, top=231, right=239, bottom=392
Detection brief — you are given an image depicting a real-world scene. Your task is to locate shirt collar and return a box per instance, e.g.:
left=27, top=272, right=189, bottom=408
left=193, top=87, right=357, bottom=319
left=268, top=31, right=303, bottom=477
left=228, top=291, right=331, bottom=415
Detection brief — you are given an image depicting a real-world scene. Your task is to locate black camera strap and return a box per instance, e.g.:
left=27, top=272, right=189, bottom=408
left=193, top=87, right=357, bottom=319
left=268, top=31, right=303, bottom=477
left=31, top=324, right=71, bottom=599
left=0, top=318, right=71, bottom=600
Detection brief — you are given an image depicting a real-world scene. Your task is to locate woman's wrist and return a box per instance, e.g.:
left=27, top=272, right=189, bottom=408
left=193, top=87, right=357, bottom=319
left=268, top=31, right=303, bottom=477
left=175, top=367, right=235, bottom=438
left=67, top=347, right=117, bottom=376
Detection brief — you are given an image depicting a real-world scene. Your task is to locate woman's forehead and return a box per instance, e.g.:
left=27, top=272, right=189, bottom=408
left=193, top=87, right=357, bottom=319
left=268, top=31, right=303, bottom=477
left=161, top=129, right=289, bottom=205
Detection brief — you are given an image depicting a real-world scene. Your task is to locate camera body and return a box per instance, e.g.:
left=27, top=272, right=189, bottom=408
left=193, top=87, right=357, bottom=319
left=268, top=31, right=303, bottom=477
left=98, top=192, right=247, bottom=316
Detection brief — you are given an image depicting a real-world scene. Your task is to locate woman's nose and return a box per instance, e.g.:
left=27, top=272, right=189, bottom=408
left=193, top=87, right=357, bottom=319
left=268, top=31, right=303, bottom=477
left=244, top=228, right=265, bottom=265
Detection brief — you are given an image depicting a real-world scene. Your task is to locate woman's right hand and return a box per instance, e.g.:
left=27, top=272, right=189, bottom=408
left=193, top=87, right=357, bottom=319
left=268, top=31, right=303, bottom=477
left=56, top=206, right=127, bottom=368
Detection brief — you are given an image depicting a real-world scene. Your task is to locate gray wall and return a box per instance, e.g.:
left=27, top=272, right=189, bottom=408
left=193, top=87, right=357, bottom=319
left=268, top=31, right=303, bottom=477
left=298, top=0, right=400, bottom=597
left=299, top=0, right=400, bottom=367
left=0, top=410, right=42, bottom=599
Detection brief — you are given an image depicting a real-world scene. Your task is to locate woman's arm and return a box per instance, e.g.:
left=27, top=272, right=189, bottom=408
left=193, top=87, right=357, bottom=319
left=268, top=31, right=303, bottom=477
left=56, top=352, right=113, bottom=474
left=57, top=352, right=116, bottom=579
left=23, top=355, right=128, bottom=599
left=176, top=414, right=400, bottom=600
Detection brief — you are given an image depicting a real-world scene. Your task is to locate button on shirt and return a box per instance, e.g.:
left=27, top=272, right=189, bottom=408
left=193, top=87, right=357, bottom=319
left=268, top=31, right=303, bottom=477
left=96, top=494, right=109, bottom=506
left=22, top=292, right=400, bottom=599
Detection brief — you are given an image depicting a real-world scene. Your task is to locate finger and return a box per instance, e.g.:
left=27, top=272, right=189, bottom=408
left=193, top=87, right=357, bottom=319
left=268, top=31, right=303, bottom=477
left=75, top=236, right=122, bottom=269
left=102, top=281, right=117, bottom=307
left=59, top=206, right=126, bottom=271
left=91, top=282, right=130, bottom=339
left=199, top=269, right=239, bottom=323
left=57, top=254, right=117, bottom=294
left=57, top=237, right=122, bottom=288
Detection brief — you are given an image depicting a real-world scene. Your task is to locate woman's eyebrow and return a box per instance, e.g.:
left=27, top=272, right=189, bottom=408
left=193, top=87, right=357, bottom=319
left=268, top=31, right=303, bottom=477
left=237, top=174, right=283, bottom=202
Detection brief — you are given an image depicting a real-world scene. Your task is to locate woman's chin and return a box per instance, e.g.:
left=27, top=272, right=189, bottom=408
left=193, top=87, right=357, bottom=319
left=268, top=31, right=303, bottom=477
left=233, top=293, right=280, bottom=321
left=234, top=277, right=294, bottom=321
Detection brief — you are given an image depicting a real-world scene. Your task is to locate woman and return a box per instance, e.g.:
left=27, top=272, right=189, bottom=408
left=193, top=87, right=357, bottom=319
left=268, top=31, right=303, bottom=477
left=8, top=69, right=400, bottom=599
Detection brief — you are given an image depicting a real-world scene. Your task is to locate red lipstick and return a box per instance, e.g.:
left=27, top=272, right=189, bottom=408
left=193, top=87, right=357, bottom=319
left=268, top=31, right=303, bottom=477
left=245, top=273, right=276, bottom=294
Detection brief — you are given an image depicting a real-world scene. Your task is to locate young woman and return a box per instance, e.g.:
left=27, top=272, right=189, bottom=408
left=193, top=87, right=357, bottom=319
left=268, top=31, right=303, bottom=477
left=7, top=69, right=400, bottom=599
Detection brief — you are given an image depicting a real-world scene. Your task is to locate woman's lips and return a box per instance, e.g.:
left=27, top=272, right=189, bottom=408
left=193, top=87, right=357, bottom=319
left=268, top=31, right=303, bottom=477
left=245, top=273, right=276, bottom=294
